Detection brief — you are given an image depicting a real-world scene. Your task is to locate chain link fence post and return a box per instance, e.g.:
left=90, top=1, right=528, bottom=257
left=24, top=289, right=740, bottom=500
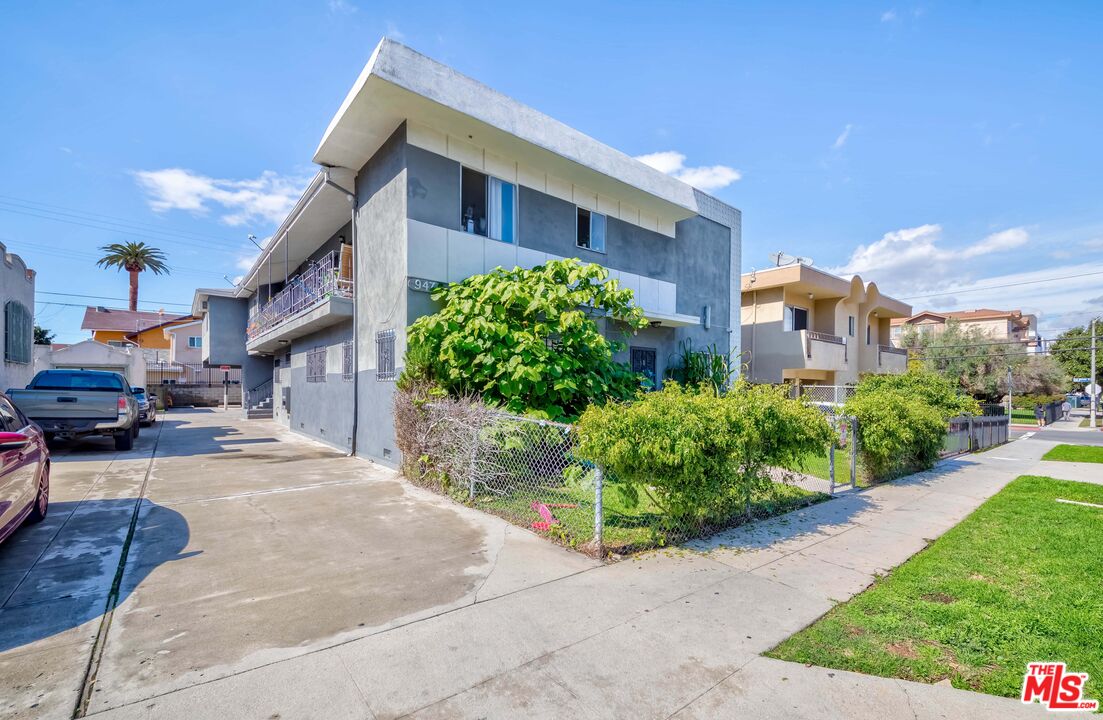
left=828, top=435, right=836, bottom=496
left=593, top=465, right=604, bottom=557
left=849, top=416, right=858, bottom=488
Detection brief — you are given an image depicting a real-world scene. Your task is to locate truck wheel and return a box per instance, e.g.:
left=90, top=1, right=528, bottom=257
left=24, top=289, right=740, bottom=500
left=114, top=427, right=134, bottom=451
left=134, top=422, right=140, bottom=438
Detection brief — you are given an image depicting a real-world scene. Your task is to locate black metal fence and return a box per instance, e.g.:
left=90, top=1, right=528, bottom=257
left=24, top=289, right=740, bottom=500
left=145, top=362, right=242, bottom=387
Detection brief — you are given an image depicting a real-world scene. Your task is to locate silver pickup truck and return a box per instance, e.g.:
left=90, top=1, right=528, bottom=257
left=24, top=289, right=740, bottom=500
left=8, top=370, right=140, bottom=450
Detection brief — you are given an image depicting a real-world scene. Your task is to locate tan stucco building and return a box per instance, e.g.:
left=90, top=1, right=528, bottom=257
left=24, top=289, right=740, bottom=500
left=890, top=308, right=1038, bottom=349
left=741, top=265, right=912, bottom=386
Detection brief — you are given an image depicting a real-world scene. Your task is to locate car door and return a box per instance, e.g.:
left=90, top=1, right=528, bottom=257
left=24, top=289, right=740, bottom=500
left=0, top=400, right=30, bottom=531
left=6, top=399, right=42, bottom=507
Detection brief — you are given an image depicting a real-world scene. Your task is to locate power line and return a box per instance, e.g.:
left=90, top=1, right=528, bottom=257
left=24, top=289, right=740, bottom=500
left=0, top=205, right=247, bottom=254
left=35, top=291, right=191, bottom=307
left=0, top=194, right=241, bottom=245
left=899, top=270, right=1103, bottom=300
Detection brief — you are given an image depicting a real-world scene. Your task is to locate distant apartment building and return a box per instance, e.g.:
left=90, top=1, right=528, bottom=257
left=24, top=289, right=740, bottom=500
left=740, top=264, right=912, bottom=386
left=0, top=242, right=35, bottom=392
left=890, top=308, right=1039, bottom=350
left=199, top=39, right=741, bottom=463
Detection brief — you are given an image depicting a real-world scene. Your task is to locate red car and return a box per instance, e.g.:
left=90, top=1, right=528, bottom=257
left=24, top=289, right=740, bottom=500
left=0, top=392, right=49, bottom=546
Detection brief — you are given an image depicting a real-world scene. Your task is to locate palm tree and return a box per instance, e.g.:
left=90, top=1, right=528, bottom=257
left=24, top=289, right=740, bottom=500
left=96, top=242, right=170, bottom=311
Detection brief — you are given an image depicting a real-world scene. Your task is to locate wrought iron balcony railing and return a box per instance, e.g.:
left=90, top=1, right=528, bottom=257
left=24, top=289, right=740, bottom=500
left=247, top=251, right=353, bottom=340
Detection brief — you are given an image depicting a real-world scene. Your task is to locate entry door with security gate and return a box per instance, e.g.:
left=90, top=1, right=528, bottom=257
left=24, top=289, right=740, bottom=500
left=630, top=347, right=657, bottom=389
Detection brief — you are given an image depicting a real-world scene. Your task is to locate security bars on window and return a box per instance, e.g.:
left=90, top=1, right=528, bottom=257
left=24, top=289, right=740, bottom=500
left=342, top=340, right=354, bottom=381
left=306, top=346, right=327, bottom=382
left=376, top=329, right=396, bottom=381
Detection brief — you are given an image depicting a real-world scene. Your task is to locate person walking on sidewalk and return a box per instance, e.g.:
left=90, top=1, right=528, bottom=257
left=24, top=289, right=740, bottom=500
left=1061, top=399, right=1072, bottom=421
left=1034, top=403, right=1045, bottom=427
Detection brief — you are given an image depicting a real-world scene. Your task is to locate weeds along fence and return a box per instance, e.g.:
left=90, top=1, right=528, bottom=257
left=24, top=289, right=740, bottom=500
left=397, top=396, right=837, bottom=557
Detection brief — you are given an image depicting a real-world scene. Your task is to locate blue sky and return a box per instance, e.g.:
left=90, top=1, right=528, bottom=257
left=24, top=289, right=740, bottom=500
left=3, top=1, right=1101, bottom=343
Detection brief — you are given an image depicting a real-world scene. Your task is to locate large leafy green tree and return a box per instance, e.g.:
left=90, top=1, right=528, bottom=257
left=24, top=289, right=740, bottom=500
left=96, top=242, right=170, bottom=311
left=1051, top=318, right=1102, bottom=388
left=404, top=258, right=647, bottom=420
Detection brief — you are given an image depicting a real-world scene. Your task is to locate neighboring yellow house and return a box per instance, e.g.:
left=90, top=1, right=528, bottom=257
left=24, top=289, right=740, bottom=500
left=80, top=307, right=192, bottom=350
left=740, top=264, right=912, bottom=387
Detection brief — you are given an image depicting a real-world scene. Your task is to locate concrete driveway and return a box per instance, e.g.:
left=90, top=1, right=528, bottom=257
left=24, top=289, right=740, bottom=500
left=0, top=409, right=595, bottom=719
left=0, top=411, right=1083, bottom=719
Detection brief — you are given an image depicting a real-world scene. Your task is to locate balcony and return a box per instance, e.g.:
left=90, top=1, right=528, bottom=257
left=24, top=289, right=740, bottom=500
left=246, top=250, right=353, bottom=355
left=878, top=344, right=908, bottom=372
left=805, top=331, right=847, bottom=364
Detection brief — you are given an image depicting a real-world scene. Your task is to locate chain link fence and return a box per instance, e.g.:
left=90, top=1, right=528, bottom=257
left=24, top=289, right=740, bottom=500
left=397, top=394, right=844, bottom=556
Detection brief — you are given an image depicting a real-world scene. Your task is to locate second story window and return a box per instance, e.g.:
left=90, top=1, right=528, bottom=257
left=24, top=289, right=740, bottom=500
left=783, top=306, right=809, bottom=332
left=460, top=168, right=516, bottom=244
left=576, top=208, right=606, bottom=253
left=848, top=316, right=855, bottom=337
left=866, top=324, right=872, bottom=345
left=188, top=336, right=202, bottom=348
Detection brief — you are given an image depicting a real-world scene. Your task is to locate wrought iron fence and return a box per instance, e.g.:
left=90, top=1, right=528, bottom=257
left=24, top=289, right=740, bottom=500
left=247, top=251, right=352, bottom=340
left=145, top=362, right=242, bottom=387
left=942, top=415, right=1009, bottom=456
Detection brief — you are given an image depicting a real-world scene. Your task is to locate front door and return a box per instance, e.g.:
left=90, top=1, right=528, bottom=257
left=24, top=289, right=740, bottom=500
left=630, top=347, right=657, bottom=389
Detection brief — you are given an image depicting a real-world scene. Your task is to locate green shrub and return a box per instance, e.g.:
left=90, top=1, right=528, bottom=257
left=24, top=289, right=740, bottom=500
left=575, top=381, right=833, bottom=528
left=404, top=258, right=647, bottom=421
left=844, top=389, right=947, bottom=481
left=1011, top=393, right=1064, bottom=410
left=664, top=340, right=738, bottom=392
left=852, top=370, right=979, bottom=420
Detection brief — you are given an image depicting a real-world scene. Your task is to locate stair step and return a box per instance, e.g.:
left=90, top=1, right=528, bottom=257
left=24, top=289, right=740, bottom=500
left=246, top=409, right=273, bottom=419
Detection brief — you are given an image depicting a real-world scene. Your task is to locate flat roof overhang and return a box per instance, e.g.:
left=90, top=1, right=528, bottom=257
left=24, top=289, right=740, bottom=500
left=237, top=168, right=355, bottom=298
left=313, top=39, right=705, bottom=224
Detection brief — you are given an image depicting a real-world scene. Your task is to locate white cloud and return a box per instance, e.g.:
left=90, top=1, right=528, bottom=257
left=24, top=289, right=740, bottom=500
left=829, top=224, right=1029, bottom=294
left=881, top=9, right=897, bottom=22
left=133, top=169, right=308, bottom=227
left=634, top=151, right=742, bottom=192
left=328, top=0, right=357, bottom=14
left=832, top=124, right=853, bottom=150
left=830, top=223, right=1101, bottom=337
left=385, top=21, right=406, bottom=41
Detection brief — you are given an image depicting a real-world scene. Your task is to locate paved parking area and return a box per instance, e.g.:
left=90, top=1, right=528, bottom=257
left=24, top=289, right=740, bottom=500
left=0, top=410, right=1083, bottom=719
left=0, top=409, right=594, bottom=719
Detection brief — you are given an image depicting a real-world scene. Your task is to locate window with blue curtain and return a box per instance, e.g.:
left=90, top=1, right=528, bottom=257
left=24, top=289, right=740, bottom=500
left=488, top=177, right=516, bottom=244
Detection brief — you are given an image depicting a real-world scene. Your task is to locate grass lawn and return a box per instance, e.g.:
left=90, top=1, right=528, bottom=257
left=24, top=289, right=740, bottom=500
left=767, top=475, right=1103, bottom=700
left=1081, top=417, right=1102, bottom=429
left=477, top=478, right=827, bottom=554
left=1010, top=408, right=1037, bottom=423
left=1042, top=444, right=1103, bottom=464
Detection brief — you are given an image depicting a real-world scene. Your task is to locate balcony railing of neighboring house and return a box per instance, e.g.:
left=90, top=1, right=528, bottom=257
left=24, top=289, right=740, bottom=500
left=246, top=250, right=353, bottom=341
left=805, top=331, right=847, bottom=363
left=878, top=343, right=908, bottom=368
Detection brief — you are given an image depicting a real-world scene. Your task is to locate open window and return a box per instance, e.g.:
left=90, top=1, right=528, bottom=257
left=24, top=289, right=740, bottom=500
left=576, top=208, right=606, bottom=252
left=783, top=306, right=809, bottom=332
left=461, top=169, right=516, bottom=243
left=460, top=168, right=488, bottom=237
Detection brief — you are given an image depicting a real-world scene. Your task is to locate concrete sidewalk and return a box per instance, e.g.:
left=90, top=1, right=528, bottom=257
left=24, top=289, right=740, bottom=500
left=78, top=422, right=1080, bottom=718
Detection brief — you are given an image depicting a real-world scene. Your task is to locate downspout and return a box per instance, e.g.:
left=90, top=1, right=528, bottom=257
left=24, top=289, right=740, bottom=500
left=751, top=290, right=757, bottom=380
left=347, top=194, right=358, bottom=457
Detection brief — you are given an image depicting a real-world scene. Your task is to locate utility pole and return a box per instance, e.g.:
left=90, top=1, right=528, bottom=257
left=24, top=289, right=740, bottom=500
left=1091, top=319, right=1098, bottom=429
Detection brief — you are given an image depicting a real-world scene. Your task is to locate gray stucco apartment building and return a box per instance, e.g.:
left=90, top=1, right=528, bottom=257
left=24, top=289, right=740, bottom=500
left=198, top=39, right=742, bottom=465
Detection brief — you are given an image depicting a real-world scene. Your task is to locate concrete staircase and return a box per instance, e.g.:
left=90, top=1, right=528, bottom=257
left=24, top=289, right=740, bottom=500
left=244, top=379, right=274, bottom=420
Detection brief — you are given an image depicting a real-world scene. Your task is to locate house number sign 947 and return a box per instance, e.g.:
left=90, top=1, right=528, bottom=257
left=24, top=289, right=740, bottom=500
left=408, top=277, right=443, bottom=293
